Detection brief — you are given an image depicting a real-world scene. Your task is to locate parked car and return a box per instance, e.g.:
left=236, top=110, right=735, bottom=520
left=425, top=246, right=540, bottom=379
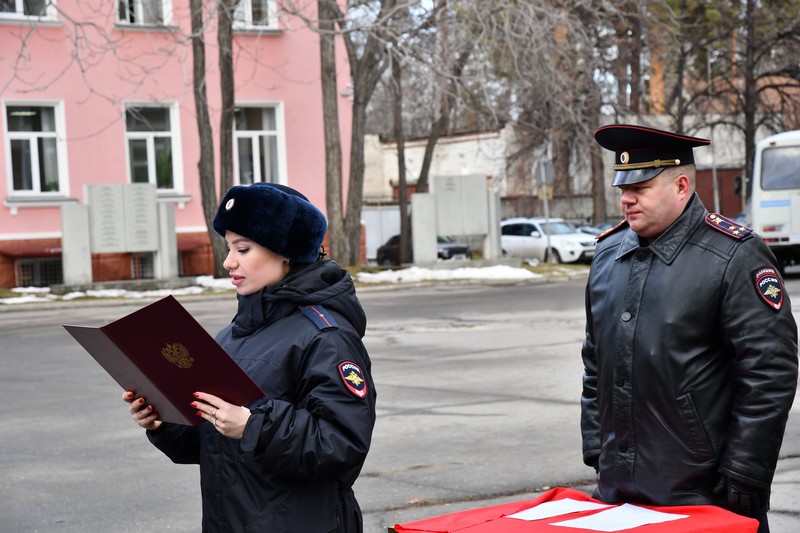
left=500, top=217, right=596, bottom=263
left=436, top=236, right=472, bottom=261
left=594, top=220, right=620, bottom=233
left=376, top=235, right=472, bottom=266
left=577, top=225, right=604, bottom=236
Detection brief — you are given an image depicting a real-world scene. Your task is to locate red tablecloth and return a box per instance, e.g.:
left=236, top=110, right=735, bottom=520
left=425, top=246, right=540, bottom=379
left=392, top=487, right=758, bottom=533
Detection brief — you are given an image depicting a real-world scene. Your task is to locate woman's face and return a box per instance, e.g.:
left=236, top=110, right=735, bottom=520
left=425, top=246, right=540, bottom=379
left=223, top=230, right=289, bottom=295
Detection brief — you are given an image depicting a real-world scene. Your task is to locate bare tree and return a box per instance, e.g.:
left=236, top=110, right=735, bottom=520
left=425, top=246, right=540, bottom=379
left=189, top=0, right=226, bottom=278
left=291, top=0, right=423, bottom=265
left=317, top=0, right=346, bottom=263
left=217, top=0, right=238, bottom=203
left=390, top=51, right=412, bottom=263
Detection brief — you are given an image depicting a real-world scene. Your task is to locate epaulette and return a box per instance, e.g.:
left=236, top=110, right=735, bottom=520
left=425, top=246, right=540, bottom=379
left=596, top=220, right=628, bottom=242
left=705, top=213, right=753, bottom=240
left=300, top=305, right=338, bottom=330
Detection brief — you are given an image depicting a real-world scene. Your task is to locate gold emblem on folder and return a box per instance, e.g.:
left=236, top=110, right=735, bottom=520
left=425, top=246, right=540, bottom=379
left=162, top=342, right=194, bottom=369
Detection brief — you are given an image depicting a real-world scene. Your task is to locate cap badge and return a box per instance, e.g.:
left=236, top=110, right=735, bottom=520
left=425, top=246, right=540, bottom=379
left=620, top=151, right=630, bottom=164
left=225, top=198, right=235, bottom=211
left=339, top=361, right=367, bottom=398
left=753, top=266, right=784, bottom=311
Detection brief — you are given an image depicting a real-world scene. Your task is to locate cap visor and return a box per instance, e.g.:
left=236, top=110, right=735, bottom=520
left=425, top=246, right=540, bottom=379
left=612, top=167, right=666, bottom=187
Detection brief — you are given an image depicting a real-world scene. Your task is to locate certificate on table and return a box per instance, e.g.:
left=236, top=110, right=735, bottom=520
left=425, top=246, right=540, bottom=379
left=550, top=503, right=688, bottom=531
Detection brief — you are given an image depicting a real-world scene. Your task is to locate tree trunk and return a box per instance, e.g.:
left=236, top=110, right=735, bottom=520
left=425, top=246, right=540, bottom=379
left=391, top=54, right=411, bottom=264
left=317, top=0, right=347, bottom=263
left=218, top=0, right=236, bottom=198
left=415, top=46, right=473, bottom=194
left=742, top=0, right=757, bottom=199
left=648, top=23, right=666, bottom=114
left=189, top=0, right=226, bottom=277
left=628, top=11, right=642, bottom=114
left=338, top=0, right=398, bottom=266
left=343, top=93, right=369, bottom=265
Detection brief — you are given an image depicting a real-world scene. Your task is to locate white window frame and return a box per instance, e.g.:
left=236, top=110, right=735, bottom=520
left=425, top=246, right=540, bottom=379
left=233, top=0, right=278, bottom=30
left=116, top=0, right=172, bottom=26
left=4, top=101, right=70, bottom=198
left=123, top=103, right=184, bottom=193
left=233, top=103, right=287, bottom=186
left=0, top=0, right=58, bottom=20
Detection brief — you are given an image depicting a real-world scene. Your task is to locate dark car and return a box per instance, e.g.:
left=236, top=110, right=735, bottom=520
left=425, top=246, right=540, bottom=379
left=436, top=236, right=472, bottom=261
left=376, top=235, right=472, bottom=266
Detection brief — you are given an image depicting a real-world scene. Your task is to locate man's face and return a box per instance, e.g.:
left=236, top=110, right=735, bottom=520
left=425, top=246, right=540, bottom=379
left=618, top=172, right=687, bottom=240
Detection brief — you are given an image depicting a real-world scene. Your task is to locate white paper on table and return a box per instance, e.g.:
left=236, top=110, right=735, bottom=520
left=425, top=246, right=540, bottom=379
left=506, top=498, right=614, bottom=521
left=550, top=503, right=689, bottom=531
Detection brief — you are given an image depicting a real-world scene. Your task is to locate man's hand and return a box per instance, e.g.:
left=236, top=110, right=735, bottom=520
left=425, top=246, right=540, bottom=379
left=724, top=477, right=769, bottom=518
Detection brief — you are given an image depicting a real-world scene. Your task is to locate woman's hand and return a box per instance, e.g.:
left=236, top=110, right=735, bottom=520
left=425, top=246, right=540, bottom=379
left=192, top=391, right=251, bottom=440
left=123, top=391, right=162, bottom=431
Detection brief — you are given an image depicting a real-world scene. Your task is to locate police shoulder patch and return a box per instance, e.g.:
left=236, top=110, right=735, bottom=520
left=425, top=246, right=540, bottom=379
left=338, top=361, right=367, bottom=398
left=596, top=220, right=628, bottom=242
left=300, top=305, right=338, bottom=330
left=705, top=213, right=753, bottom=240
left=753, top=266, right=784, bottom=311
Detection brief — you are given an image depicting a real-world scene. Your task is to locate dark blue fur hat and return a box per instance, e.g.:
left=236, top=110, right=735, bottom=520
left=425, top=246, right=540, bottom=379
left=212, top=183, right=327, bottom=264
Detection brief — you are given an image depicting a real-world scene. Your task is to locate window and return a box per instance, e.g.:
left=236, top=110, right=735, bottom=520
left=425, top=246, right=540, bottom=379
left=234, top=106, right=281, bottom=185
left=0, top=0, right=57, bottom=19
left=125, top=106, right=176, bottom=190
left=131, top=253, right=154, bottom=279
left=6, top=104, right=66, bottom=194
left=16, top=257, right=63, bottom=287
left=233, top=0, right=278, bottom=30
left=760, top=146, right=800, bottom=191
left=502, top=224, right=530, bottom=237
left=116, top=0, right=171, bottom=25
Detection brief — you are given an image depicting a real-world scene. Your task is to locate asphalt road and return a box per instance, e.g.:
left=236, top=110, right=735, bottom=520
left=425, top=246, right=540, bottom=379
left=2, top=275, right=800, bottom=532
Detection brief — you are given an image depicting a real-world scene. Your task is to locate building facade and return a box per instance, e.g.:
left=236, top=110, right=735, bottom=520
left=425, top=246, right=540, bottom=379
left=0, top=0, right=351, bottom=288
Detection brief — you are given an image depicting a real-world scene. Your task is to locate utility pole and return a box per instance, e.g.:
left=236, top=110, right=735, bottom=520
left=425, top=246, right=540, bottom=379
left=537, top=161, right=556, bottom=263
left=708, top=51, right=720, bottom=213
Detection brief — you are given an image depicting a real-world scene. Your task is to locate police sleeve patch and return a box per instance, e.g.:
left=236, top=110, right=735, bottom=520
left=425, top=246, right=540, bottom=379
left=338, top=361, right=368, bottom=398
left=753, top=266, right=784, bottom=311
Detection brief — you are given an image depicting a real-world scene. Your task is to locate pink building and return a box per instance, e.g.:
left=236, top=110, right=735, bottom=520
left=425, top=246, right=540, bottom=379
left=0, top=0, right=352, bottom=288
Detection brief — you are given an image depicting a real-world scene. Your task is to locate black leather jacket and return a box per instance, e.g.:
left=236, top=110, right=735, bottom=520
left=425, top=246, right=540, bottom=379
left=581, top=194, right=797, bottom=507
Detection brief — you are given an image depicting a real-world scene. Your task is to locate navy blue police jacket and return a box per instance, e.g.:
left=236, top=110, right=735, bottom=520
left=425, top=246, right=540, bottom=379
left=146, top=259, right=376, bottom=532
left=581, top=194, right=797, bottom=508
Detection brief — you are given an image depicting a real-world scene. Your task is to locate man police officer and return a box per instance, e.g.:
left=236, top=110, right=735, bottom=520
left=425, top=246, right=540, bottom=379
left=581, top=124, right=798, bottom=533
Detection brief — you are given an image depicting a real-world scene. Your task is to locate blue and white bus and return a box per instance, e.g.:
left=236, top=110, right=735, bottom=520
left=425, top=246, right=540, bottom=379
left=749, top=130, right=800, bottom=272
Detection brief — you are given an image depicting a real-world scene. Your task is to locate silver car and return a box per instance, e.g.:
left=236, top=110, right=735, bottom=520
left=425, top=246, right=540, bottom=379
left=500, top=217, right=596, bottom=263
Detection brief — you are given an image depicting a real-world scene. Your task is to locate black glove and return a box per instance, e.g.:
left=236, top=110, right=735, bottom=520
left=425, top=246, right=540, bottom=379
left=723, top=477, right=769, bottom=518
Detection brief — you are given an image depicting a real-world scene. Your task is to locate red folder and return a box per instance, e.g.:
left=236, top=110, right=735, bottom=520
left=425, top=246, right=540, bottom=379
left=64, top=295, right=264, bottom=425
